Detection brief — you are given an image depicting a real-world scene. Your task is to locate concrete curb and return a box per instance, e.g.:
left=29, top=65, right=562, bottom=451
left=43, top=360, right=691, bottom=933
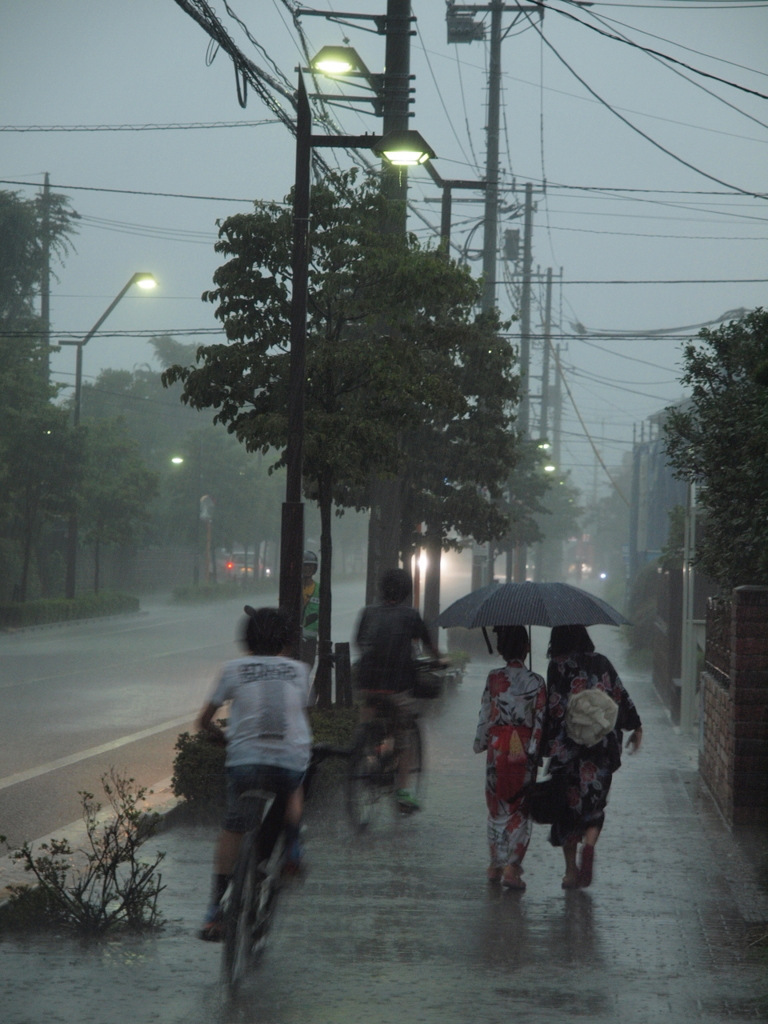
left=0, top=776, right=183, bottom=909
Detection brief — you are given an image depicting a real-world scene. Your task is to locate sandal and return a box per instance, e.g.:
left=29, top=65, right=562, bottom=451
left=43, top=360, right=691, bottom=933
left=501, top=866, right=526, bottom=891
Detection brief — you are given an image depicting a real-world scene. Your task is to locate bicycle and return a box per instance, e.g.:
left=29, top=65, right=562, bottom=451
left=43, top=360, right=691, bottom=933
left=220, top=743, right=344, bottom=993
left=346, top=658, right=446, bottom=832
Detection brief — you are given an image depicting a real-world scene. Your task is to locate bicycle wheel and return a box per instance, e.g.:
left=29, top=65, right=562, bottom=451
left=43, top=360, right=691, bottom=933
left=223, top=831, right=261, bottom=992
left=346, top=725, right=385, bottom=832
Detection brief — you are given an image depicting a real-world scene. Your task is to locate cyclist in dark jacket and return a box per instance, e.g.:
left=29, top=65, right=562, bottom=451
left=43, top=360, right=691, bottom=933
left=354, top=568, right=444, bottom=810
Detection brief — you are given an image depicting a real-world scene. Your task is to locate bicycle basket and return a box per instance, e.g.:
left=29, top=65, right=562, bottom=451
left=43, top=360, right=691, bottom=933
left=412, top=665, right=442, bottom=700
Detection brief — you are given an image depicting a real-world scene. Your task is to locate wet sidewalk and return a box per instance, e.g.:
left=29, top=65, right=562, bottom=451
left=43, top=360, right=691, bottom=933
left=2, top=628, right=767, bottom=1024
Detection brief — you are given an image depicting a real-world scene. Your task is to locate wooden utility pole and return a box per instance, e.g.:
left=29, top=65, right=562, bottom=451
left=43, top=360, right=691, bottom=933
left=40, top=172, right=51, bottom=383
left=366, top=0, right=415, bottom=605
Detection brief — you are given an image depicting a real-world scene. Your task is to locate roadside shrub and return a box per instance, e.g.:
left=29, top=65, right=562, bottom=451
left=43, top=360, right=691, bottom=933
left=0, top=591, right=139, bottom=629
left=171, top=729, right=226, bottom=806
left=0, top=770, right=165, bottom=935
left=170, top=709, right=357, bottom=807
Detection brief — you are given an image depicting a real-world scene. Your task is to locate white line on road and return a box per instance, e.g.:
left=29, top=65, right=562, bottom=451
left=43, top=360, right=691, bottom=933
left=0, top=715, right=196, bottom=792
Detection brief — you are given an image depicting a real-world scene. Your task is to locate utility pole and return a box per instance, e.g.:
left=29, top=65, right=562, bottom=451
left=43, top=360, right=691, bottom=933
left=40, top=172, right=51, bottom=384
left=552, top=343, right=562, bottom=468
left=512, top=181, right=534, bottom=582
left=539, top=266, right=552, bottom=438
left=366, top=0, right=416, bottom=604
left=518, top=182, right=534, bottom=436
left=481, top=0, right=502, bottom=314
left=533, top=266, right=552, bottom=582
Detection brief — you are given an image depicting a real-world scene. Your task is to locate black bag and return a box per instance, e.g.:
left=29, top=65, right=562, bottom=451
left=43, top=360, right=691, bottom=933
left=527, top=774, right=566, bottom=825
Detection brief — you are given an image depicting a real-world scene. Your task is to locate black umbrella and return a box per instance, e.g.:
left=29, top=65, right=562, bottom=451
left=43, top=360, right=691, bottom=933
left=437, top=581, right=629, bottom=629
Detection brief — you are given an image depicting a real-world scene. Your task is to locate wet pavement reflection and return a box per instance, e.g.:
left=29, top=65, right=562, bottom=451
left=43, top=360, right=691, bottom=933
left=2, top=632, right=767, bottom=1023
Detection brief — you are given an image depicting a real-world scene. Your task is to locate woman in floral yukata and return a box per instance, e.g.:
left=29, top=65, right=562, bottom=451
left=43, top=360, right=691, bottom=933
left=544, top=624, right=643, bottom=890
left=474, top=625, right=547, bottom=891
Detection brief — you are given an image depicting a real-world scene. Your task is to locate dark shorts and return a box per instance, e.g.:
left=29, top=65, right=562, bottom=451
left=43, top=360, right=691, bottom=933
left=223, top=763, right=306, bottom=833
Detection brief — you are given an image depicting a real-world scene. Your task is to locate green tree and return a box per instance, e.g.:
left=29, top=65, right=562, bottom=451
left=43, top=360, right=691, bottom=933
left=163, top=170, right=514, bottom=698
left=4, top=406, right=83, bottom=601
left=0, top=189, right=78, bottom=599
left=79, top=419, right=159, bottom=592
left=664, top=308, right=768, bottom=588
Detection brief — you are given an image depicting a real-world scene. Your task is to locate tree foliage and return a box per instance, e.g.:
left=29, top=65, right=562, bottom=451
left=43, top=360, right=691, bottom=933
left=79, top=419, right=159, bottom=592
left=163, top=170, right=521, bottom=683
left=664, top=308, right=768, bottom=588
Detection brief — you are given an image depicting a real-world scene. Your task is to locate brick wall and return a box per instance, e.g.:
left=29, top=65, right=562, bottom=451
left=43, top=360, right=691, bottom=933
left=700, top=586, right=768, bottom=826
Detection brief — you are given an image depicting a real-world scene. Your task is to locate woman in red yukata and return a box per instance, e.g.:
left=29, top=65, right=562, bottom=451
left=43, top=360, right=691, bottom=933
left=474, top=625, right=547, bottom=891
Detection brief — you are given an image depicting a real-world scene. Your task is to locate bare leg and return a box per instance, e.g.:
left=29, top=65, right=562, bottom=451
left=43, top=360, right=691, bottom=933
left=562, top=838, right=579, bottom=888
left=584, top=825, right=600, bottom=846
left=215, top=829, right=243, bottom=876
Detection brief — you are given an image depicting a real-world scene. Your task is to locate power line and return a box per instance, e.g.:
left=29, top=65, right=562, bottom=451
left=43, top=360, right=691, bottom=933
left=558, top=278, right=768, bottom=284
left=591, top=8, right=768, bottom=79
left=416, top=38, right=768, bottom=147
left=0, top=177, right=275, bottom=205
left=545, top=1, right=768, bottom=103
left=0, top=119, right=280, bottom=132
left=580, top=2, right=768, bottom=138
left=574, top=339, right=679, bottom=370
left=549, top=224, right=768, bottom=240
left=525, top=17, right=768, bottom=199
left=551, top=345, right=630, bottom=503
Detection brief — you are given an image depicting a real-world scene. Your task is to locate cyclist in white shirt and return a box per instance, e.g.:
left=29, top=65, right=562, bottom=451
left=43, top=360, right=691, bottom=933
left=197, top=606, right=312, bottom=940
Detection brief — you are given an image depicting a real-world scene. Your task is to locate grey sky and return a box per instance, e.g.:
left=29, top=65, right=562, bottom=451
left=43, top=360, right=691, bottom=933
left=2, top=0, right=767, bottom=495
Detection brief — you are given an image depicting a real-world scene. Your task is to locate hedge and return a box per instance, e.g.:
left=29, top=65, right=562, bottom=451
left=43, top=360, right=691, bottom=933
left=0, top=592, right=140, bottom=629
left=171, top=708, right=357, bottom=807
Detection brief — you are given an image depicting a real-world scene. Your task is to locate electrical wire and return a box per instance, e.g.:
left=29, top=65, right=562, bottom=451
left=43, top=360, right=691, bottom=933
left=551, top=347, right=630, bottom=504
left=0, top=120, right=280, bottom=132
left=416, top=38, right=768, bottom=146
left=524, top=16, right=768, bottom=199
left=415, top=25, right=476, bottom=172
left=454, top=45, right=483, bottom=174
left=543, top=1, right=768, bottom=103
left=544, top=224, right=768, bottom=241
left=574, top=339, right=681, bottom=370
left=580, top=2, right=768, bottom=138
left=0, top=177, right=277, bottom=205
left=588, top=8, right=768, bottom=79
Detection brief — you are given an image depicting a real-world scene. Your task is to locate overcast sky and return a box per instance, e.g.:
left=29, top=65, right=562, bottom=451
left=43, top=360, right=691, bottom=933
left=2, top=0, right=767, bottom=497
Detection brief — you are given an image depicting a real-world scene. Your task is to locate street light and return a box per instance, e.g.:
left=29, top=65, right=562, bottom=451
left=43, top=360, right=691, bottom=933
left=171, top=456, right=184, bottom=465
left=278, top=73, right=435, bottom=650
left=372, top=129, right=435, bottom=166
left=311, top=45, right=363, bottom=76
left=61, top=271, right=157, bottom=599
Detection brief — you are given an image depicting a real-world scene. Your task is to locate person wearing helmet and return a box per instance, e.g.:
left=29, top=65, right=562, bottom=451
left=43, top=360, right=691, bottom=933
left=354, top=568, right=445, bottom=811
left=196, top=605, right=312, bottom=940
left=300, top=550, right=320, bottom=668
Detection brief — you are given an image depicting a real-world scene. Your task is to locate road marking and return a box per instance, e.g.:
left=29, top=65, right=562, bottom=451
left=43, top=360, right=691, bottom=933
left=0, top=715, right=196, bottom=792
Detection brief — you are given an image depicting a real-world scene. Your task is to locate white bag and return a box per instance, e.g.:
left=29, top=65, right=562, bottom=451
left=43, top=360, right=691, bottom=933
left=565, top=687, right=619, bottom=747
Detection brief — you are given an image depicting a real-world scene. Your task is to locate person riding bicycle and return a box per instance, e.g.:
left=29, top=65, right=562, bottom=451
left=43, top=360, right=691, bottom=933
left=197, top=605, right=312, bottom=941
left=354, top=568, right=445, bottom=812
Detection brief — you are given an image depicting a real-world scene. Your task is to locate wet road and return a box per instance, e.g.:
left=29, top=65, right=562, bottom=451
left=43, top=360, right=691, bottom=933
left=0, top=581, right=369, bottom=847
left=3, top=629, right=766, bottom=1024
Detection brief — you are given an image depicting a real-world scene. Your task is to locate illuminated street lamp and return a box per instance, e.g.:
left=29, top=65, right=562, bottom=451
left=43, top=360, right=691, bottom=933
left=544, top=464, right=557, bottom=473
left=171, top=456, right=184, bottom=465
left=372, top=129, right=435, bottom=167
left=61, top=272, right=157, bottom=599
left=311, top=45, right=364, bottom=76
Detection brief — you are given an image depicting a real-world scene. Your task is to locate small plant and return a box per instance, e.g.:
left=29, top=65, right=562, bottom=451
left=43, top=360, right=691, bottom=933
left=171, top=729, right=227, bottom=806
left=1, top=770, right=165, bottom=935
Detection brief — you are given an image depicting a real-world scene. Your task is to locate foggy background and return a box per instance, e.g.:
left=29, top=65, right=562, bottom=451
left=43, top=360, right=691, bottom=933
left=2, top=0, right=767, bottom=499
